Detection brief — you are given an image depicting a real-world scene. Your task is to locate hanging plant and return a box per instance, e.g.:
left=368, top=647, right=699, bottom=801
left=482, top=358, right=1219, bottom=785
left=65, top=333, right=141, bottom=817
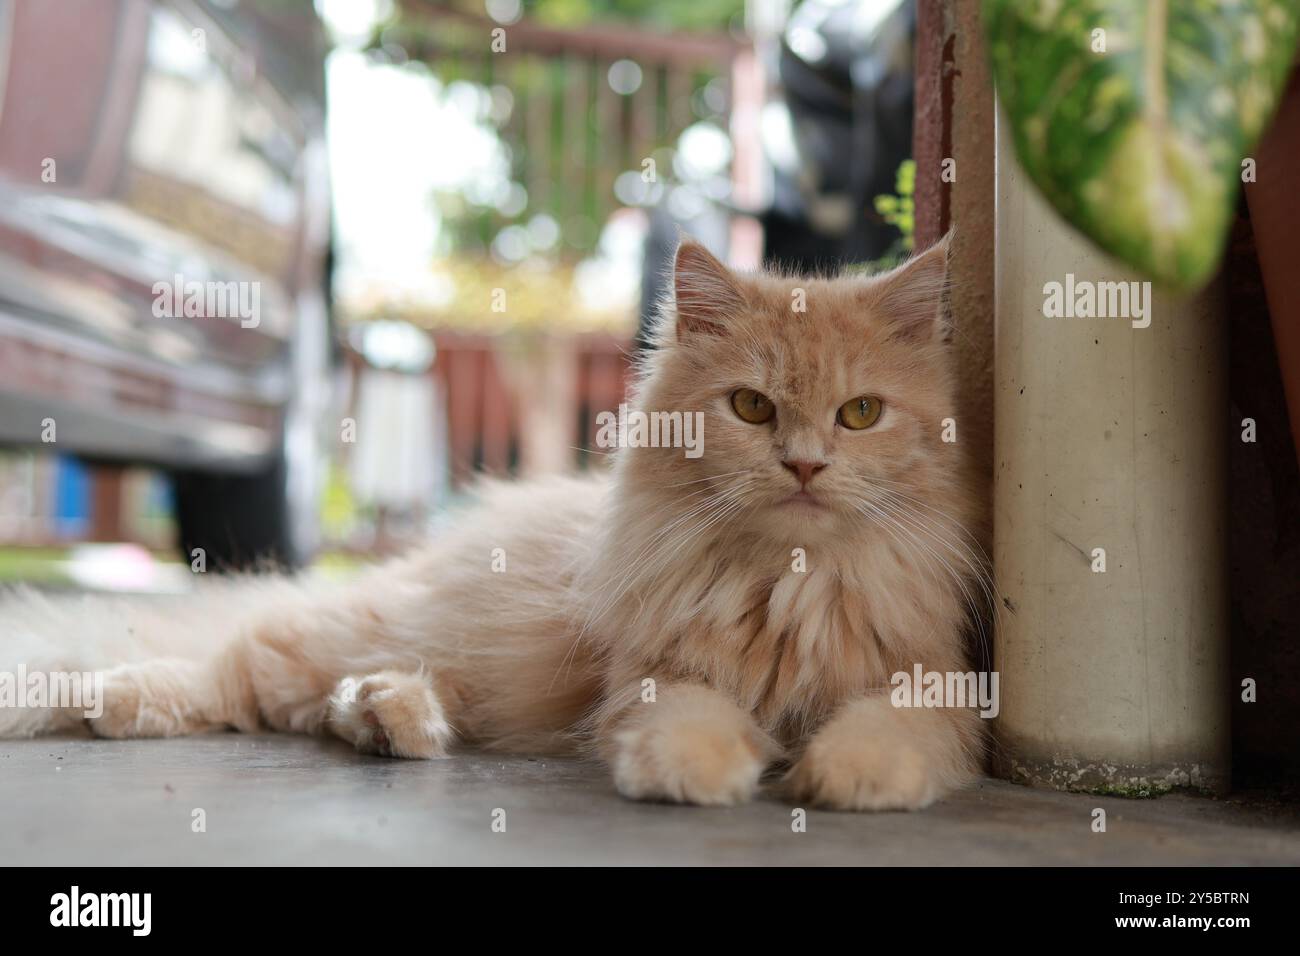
left=985, top=0, right=1299, bottom=290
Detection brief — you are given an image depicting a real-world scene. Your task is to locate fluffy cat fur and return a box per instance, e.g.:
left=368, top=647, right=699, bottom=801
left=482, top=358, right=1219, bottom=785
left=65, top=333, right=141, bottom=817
left=0, top=235, right=989, bottom=810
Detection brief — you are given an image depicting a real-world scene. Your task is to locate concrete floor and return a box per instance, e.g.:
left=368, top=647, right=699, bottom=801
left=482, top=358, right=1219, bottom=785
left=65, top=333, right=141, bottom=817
left=3, top=733, right=1298, bottom=865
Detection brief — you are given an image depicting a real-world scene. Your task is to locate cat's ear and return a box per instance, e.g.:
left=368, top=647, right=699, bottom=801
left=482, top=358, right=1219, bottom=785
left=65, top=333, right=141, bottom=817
left=865, top=231, right=951, bottom=343
left=673, top=239, right=747, bottom=340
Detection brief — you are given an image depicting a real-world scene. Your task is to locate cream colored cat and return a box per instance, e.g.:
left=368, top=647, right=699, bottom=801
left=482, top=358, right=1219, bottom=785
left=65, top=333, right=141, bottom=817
left=1, top=235, right=988, bottom=810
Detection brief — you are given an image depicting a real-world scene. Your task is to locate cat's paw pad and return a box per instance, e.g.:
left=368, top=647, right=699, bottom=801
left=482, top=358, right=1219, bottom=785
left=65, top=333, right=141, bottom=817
left=611, top=720, right=765, bottom=807
left=787, top=732, right=937, bottom=811
left=329, top=672, right=450, bottom=759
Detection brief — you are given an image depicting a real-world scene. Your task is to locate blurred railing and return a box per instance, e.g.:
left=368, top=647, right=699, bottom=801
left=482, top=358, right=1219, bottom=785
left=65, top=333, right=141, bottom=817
left=346, top=329, right=632, bottom=484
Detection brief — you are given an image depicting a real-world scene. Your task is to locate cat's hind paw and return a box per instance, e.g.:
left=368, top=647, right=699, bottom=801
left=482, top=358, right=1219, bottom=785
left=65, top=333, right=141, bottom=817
left=86, top=661, right=205, bottom=739
left=327, top=671, right=452, bottom=759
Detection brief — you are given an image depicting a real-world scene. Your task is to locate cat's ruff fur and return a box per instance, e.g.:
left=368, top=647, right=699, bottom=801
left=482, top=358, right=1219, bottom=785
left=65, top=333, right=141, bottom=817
left=0, top=235, right=987, bottom=810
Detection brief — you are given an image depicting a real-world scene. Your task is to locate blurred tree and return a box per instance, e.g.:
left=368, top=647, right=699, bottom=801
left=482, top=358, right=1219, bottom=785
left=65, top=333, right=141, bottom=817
left=354, top=0, right=741, bottom=324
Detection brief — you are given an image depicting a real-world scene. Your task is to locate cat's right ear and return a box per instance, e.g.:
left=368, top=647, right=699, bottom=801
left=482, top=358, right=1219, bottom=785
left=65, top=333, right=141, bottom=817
left=673, top=239, right=746, bottom=341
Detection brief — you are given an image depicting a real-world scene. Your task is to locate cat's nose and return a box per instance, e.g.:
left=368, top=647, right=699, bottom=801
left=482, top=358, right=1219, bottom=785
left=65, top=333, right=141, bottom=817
left=782, top=459, right=826, bottom=487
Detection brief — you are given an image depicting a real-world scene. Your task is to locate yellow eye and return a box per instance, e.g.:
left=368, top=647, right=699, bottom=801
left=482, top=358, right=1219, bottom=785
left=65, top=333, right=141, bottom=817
left=730, top=388, right=775, bottom=424
left=837, top=395, right=883, bottom=430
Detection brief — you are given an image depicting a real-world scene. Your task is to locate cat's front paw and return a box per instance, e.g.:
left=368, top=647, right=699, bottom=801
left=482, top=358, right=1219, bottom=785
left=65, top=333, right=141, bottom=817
left=787, top=698, right=971, bottom=811
left=788, top=733, right=937, bottom=811
left=611, top=716, right=767, bottom=807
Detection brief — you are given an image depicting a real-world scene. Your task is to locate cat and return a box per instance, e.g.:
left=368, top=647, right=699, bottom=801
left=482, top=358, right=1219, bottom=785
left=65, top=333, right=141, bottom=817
left=0, top=234, right=989, bottom=810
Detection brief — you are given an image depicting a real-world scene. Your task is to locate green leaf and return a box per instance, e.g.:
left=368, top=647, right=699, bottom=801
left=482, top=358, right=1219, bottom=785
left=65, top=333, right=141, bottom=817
left=985, top=0, right=1300, bottom=290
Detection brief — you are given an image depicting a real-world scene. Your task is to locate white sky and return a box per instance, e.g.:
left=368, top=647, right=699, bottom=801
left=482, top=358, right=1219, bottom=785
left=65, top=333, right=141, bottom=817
left=326, top=48, right=511, bottom=307
left=320, top=0, right=510, bottom=307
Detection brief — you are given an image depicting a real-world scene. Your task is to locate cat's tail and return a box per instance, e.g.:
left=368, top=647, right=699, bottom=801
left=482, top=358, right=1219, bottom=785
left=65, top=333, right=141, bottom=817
left=2, top=587, right=100, bottom=737
left=0, top=567, right=425, bottom=741
left=0, top=583, right=255, bottom=739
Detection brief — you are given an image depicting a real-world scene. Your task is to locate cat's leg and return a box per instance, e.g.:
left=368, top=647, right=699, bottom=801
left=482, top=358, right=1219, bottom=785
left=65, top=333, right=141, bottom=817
left=786, top=695, right=982, bottom=810
left=90, top=621, right=456, bottom=759
left=599, top=681, right=777, bottom=806
left=87, top=647, right=304, bottom=741
left=325, top=670, right=452, bottom=758
left=88, top=621, right=334, bottom=740
left=87, top=659, right=218, bottom=739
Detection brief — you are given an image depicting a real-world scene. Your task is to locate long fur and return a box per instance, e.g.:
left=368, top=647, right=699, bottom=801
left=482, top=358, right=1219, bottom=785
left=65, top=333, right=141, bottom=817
left=0, top=235, right=990, bottom=809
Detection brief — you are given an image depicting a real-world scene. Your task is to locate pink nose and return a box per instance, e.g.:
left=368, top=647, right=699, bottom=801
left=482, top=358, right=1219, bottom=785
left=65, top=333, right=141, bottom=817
left=782, top=459, right=826, bottom=487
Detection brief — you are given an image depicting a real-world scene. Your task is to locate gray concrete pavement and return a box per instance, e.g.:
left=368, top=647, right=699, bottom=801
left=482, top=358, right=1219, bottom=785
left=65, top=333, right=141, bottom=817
left=2, top=733, right=1297, bottom=865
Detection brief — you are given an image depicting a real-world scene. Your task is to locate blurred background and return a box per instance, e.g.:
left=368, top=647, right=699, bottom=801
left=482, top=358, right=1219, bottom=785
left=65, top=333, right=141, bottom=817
left=0, top=0, right=919, bottom=588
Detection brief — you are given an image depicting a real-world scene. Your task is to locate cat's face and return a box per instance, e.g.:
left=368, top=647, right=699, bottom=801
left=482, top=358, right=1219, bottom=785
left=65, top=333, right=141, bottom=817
left=628, top=237, right=957, bottom=545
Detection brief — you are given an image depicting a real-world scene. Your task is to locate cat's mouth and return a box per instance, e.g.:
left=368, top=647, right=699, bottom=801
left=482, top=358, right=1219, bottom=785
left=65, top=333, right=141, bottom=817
left=780, top=490, right=825, bottom=510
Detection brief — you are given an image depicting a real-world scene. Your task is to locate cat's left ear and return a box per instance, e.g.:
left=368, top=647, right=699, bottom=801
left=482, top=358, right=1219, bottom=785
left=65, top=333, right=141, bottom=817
left=863, top=230, right=951, bottom=343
